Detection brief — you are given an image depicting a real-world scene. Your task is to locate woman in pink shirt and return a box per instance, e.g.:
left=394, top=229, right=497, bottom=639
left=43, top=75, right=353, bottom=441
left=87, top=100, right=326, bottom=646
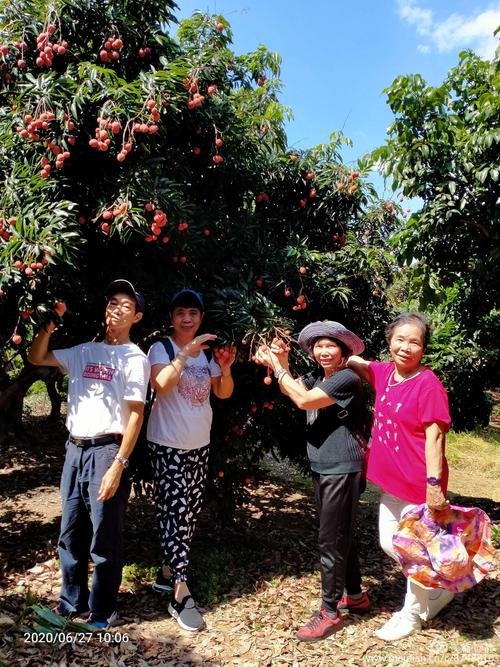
left=348, top=312, right=453, bottom=642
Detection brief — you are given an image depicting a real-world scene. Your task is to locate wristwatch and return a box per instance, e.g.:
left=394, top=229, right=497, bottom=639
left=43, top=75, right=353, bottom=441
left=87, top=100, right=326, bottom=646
left=426, top=476, right=441, bottom=486
left=114, top=453, right=129, bottom=468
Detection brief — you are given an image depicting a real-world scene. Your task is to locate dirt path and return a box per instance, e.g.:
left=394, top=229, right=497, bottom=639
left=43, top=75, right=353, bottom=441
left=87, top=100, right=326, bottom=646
left=0, top=411, right=499, bottom=666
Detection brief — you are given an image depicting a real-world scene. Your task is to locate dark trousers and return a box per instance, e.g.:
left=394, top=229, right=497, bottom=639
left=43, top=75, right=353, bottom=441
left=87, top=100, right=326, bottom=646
left=312, top=470, right=363, bottom=612
left=58, top=441, right=130, bottom=619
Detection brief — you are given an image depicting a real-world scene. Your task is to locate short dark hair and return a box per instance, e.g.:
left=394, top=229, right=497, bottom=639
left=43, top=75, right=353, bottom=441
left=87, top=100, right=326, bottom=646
left=312, top=336, right=351, bottom=358
left=385, top=312, right=431, bottom=350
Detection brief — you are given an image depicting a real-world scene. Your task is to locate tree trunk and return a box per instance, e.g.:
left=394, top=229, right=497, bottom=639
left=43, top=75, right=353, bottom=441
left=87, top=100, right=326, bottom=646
left=44, top=373, right=63, bottom=422
left=0, top=364, right=63, bottom=449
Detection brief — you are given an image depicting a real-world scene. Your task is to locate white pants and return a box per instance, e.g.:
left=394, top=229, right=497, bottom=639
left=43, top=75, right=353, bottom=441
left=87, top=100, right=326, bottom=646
left=379, top=492, right=438, bottom=621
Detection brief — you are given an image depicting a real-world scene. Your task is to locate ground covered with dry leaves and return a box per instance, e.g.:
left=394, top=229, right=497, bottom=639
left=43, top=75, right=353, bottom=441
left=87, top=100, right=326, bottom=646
left=0, top=407, right=499, bottom=667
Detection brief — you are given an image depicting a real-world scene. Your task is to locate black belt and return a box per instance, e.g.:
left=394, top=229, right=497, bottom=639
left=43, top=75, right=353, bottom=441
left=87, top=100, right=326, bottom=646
left=69, top=434, right=122, bottom=448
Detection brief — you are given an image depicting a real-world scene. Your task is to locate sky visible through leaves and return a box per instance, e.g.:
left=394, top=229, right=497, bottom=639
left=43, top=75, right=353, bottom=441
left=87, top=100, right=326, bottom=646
left=176, top=0, right=499, bottom=200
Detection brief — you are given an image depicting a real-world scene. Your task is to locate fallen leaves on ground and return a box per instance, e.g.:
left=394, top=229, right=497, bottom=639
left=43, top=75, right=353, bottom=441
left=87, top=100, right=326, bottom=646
left=1, top=413, right=499, bottom=666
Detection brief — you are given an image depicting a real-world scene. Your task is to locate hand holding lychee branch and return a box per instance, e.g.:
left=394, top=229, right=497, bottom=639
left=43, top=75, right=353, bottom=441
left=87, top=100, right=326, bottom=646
left=214, top=344, right=237, bottom=373
left=254, top=344, right=280, bottom=370
left=43, top=300, right=67, bottom=333
left=255, top=344, right=292, bottom=387
left=268, top=336, right=290, bottom=361
left=249, top=328, right=294, bottom=385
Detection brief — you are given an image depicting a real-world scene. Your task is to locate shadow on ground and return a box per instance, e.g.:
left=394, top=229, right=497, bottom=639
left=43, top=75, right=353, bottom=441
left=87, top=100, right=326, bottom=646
left=1, top=413, right=498, bottom=666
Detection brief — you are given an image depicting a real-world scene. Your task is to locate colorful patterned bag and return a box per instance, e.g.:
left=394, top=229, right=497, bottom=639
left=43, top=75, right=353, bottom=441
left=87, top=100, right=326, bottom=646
left=392, top=504, right=494, bottom=593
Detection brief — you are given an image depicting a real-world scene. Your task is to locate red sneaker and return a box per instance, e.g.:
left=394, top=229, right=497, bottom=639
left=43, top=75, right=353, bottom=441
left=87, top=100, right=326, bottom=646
left=296, top=608, right=343, bottom=642
left=337, top=591, right=370, bottom=613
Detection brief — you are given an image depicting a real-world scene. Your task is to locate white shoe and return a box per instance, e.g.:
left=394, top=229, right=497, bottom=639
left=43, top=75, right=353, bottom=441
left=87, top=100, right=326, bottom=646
left=375, top=612, right=421, bottom=641
left=420, top=590, right=454, bottom=621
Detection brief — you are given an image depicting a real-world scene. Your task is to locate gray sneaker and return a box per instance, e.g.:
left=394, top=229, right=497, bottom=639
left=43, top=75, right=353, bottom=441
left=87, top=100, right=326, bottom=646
left=168, top=595, right=204, bottom=632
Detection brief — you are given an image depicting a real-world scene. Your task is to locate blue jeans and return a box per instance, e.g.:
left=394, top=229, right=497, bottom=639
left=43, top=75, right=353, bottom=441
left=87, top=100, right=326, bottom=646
left=58, top=441, right=130, bottom=619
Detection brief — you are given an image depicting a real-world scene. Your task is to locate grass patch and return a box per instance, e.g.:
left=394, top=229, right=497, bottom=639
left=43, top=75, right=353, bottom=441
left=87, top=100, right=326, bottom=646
left=190, top=548, right=246, bottom=603
left=26, top=380, right=48, bottom=396
left=122, top=539, right=262, bottom=604
left=446, top=427, right=500, bottom=474
left=122, top=563, right=157, bottom=591
left=446, top=427, right=500, bottom=501
left=260, top=453, right=312, bottom=489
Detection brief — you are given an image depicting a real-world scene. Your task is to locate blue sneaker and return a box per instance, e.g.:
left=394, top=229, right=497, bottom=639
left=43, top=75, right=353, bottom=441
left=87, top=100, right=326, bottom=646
left=87, top=610, right=121, bottom=630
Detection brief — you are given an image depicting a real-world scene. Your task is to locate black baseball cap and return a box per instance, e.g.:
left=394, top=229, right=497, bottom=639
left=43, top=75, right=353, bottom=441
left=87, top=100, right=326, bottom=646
left=170, top=288, right=204, bottom=312
left=106, top=279, right=145, bottom=313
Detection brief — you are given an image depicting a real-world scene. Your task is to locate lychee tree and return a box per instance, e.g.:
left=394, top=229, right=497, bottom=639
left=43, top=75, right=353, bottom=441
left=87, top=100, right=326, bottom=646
left=373, top=47, right=500, bottom=429
left=0, top=0, right=398, bottom=518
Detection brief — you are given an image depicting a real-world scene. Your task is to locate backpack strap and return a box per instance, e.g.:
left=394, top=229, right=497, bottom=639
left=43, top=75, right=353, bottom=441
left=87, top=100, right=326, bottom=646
left=160, top=337, right=175, bottom=361
left=144, top=339, right=175, bottom=412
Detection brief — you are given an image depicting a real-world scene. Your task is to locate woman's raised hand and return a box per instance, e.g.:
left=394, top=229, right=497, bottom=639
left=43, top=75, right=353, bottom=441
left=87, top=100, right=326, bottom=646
left=269, top=337, right=290, bottom=359
left=214, top=344, right=237, bottom=371
left=254, top=344, right=279, bottom=368
left=182, top=333, right=217, bottom=357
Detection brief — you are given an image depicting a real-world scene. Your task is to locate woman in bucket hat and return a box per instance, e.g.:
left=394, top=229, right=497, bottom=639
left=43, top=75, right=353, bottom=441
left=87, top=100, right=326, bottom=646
left=254, top=321, right=370, bottom=642
left=348, top=312, right=454, bottom=641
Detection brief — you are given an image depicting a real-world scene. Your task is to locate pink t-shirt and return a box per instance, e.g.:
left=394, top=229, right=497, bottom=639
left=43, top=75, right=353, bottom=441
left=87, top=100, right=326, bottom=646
left=367, top=361, right=451, bottom=504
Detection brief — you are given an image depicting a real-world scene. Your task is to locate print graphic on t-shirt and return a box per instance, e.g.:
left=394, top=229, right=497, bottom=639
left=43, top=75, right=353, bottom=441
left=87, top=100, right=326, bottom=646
left=82, top=362, right=116, bottom=381
left=368, top=362, right=451, bottom=505
left=178, top=365, right=211, bottom=405
left=375, top=385, right=402, bottom=454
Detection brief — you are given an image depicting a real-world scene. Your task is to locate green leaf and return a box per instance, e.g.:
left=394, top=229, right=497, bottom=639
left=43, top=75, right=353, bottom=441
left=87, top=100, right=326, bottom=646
left=477, top=167, right=489, bottom=183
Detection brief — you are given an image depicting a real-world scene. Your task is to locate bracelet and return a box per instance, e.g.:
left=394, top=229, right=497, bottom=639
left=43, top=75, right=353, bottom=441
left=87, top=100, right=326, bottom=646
left=275, top=368, right=288, bottom=383
left=114, top=453, right=129, bottom=469
left=175, top=352, right=189, bottom=364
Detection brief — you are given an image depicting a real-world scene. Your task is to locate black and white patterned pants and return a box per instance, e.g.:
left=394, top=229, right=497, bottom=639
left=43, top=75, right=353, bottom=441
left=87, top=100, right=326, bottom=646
left=149, top=442, right=210, bottom=582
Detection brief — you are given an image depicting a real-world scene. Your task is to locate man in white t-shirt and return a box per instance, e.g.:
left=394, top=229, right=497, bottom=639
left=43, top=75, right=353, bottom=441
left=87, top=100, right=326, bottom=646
left=147, top=288, right=236, bottom=632
left=28, top=279, right=150, bottom=629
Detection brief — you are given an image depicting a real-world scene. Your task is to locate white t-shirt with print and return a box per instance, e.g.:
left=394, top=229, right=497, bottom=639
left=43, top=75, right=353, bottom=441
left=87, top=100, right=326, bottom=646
left=53, top=342, right=150, bottom=438
left=147, top=337, right=221, bottom=450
